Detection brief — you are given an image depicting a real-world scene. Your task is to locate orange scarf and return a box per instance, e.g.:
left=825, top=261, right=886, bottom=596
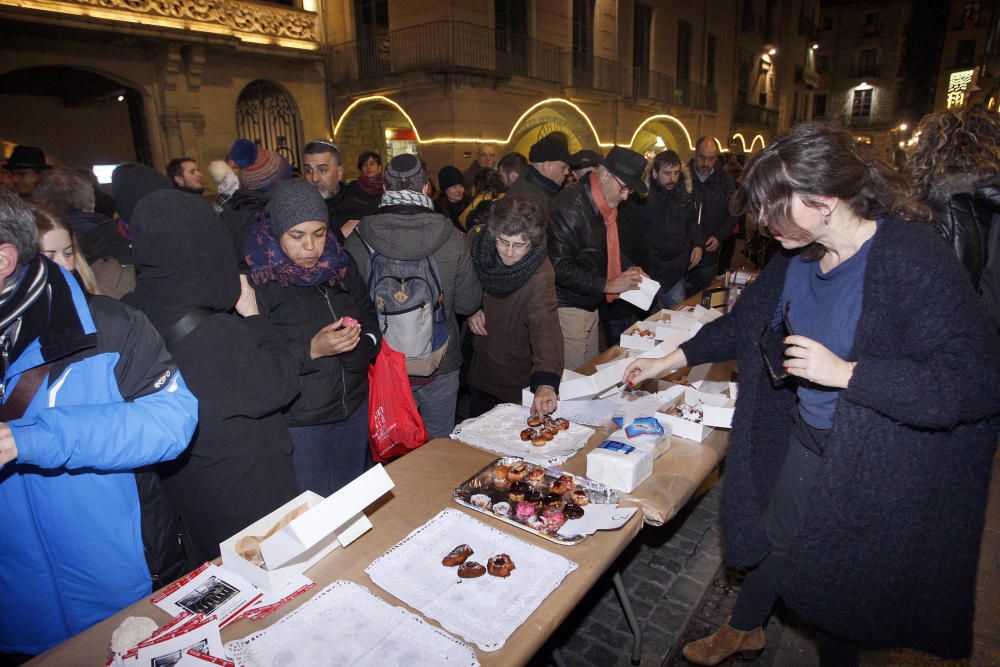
left=590, top=171, right=621, bottom=302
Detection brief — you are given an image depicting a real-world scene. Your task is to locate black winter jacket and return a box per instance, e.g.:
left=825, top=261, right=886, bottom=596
left=328, top=182, right=379, bottom=244
left=927, top=176, right=1000, bottom=293
left=547, top=178, right=633, bottom=311
left=631, top=181, right=699, bottom=290
left=255, top=256, right=381, bottom=427
left=125, top=190, right=300, bottom=563
left=690, top=167, right=737, bottom=262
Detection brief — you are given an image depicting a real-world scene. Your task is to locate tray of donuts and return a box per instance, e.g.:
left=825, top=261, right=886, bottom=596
left=453, top=456, right=619, bottom=546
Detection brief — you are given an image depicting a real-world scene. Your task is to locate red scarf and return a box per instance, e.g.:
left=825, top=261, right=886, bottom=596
left=589, top=171, right=621, bottom=302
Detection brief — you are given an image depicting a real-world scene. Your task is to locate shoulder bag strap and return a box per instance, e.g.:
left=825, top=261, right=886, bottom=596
left=0, top=363, right=53, bottom=421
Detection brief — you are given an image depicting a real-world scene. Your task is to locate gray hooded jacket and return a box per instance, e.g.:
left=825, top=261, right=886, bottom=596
left=345, top=203, right=482, bottom=375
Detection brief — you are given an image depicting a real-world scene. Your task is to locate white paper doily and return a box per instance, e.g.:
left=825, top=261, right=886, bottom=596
left=450, top=403, right=594, bottom=466
left=365, top=508, right=578, bottom=652
left=225, top=580, right=478, bottom=666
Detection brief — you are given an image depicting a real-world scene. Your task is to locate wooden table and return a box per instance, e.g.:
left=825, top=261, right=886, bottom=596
left=29, top=439, right=644, bottom=666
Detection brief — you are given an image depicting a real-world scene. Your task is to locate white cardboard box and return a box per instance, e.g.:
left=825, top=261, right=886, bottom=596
left=619, top=321, right=659, bottom=351
left=220, top=465, right=394, bottom=593
left=656, top=388, right=735, bottom=442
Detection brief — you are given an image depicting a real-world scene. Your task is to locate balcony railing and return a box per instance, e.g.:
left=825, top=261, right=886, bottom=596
left=734, top=100, right=779, bottom=128
left=0, top=0, right=320, bottom=48
left=329, top=21, right=562, bottom=85
left=566, top=53, right=623, bottom=93
left=675, top=78, right=719, bottom=112
left=631, top=68, right=717, bottom=111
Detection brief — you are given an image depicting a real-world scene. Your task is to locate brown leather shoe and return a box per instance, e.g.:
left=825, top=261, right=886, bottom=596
left=681, top=620, right=765, bottom=666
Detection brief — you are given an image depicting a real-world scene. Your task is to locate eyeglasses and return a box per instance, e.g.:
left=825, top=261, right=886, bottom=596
left=495, top=238, right=531, bottom=251
left=759, top=301, right=796, bottom=385
left=609, top=172, right=631, bottom=195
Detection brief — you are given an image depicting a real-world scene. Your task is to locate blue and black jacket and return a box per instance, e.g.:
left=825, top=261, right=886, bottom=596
left=0, top=260, right=198, bottom=655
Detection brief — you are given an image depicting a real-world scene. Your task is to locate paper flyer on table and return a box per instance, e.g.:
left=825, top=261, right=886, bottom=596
left=558, top=505, right=638, bottom=538
left=151, top=562, right=261, bottom=627
left=620, top=276, right=660, bottom=311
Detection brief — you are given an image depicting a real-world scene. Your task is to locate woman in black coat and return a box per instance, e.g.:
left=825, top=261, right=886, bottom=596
left=626, top=123, right=1000, bottom=665
left=907, top=104, right=1000, bottom=332
left=125, top=190, right=300, bottom=564
left=246, top=179, right=381, bottom=497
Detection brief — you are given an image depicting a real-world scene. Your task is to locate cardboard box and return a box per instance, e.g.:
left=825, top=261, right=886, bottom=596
left=619, top=321, right=659, bottom=351
left=656, top=388, right=735, bottom=442
left=220, top=465, right=394, bottom=593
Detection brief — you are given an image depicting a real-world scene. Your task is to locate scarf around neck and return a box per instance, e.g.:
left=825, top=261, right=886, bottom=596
left=471, top=227, right=546, bottom=298
left=588, top=171, right=621, bottom=302
left=380, top=189, right=434, bottom=210
left=0, top=256, right=48, bottom=335
left=245, top=213, right=350, bottom=289
left=356, top=172, right=384, bottom=197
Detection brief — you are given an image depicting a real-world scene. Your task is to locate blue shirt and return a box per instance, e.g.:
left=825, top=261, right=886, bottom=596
left=776, top=223, right=879, bottom=428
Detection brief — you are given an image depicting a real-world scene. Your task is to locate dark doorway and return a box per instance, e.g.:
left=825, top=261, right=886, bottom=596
left=0, top=66, right=149, bottom=167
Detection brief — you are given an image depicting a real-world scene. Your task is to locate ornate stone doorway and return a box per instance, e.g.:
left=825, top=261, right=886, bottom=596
left=236, top=80, right=302, bottom=170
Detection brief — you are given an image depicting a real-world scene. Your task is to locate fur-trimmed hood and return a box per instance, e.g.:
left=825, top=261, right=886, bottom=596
left=926, top=171, right=999, bottom=203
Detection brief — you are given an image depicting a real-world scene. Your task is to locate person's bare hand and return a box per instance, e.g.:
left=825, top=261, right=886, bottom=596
left=468, top=309, right=487, bottom=336
left=704, top=236, right=720, bottom=252
left=605, top=267, right=644, bottom=294
left=235, top=274, right=259, bottom=317
left=531, top=385, right=558, bottom=417
left=0, top=423, right=17, bottom=466
left=688, top=246, right=703, bottom=269
left=783, top=335, right=855, bottom=388
left=310, top=319, right=361, bottom=358
left=622, top=347, right=688, bottom=386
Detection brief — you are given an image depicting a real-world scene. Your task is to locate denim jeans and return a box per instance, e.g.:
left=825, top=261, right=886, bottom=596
left=411, top=369, right=460, bottom=440
left=288, top=399, right=369, bottom=497
left=687, top=257, right=719, bottom=296
left=656, top=278, right=687, bottom=310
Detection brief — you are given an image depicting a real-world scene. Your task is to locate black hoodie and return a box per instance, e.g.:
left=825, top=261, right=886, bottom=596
left=123, top=189, right=300, bottom=563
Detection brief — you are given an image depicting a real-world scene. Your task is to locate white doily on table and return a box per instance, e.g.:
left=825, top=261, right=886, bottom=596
left=365, top=508, right=578, bottom=652
left=450, top=403, right=594, bottom=466
left=225, top=580, right=478, bottom=666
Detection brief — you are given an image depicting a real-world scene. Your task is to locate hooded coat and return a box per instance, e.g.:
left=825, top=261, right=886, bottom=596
left=123, top=190, right=300, bottom=563
left=344, top=202, right=482, bottom=377
left=680, top=219, right=1000, bottom=657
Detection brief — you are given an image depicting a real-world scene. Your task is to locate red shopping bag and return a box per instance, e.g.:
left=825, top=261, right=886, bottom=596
left=368, top=342, right=429, bottom=462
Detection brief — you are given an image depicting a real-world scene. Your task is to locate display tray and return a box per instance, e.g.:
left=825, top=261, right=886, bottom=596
left=452, top=456, right=620, bottom=546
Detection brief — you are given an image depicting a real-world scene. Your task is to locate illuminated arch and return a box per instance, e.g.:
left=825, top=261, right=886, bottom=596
left=729, top=133, right=768, bottom=154
left=334, top=95, right=609, bottom=148
left=507, top=101, right=602, bottom=155
left=628, top=115, right=696, bottom=154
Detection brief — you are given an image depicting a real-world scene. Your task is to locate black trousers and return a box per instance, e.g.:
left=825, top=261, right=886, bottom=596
left=728, top=413, right=860, bottom=666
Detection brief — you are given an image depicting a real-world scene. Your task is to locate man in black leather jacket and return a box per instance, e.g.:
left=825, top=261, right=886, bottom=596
left=548, top=147, right=647, bottom=369
left=687, top=136, right=737, bottom=294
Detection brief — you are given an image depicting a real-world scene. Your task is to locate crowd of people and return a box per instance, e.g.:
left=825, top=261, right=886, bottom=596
left=0, top=103, right=998, bottom=664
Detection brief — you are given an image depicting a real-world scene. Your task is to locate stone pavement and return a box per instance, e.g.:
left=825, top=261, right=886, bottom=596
left=526, top=478, right=727, bottom=667
left=525, top=445, right=1000, bottom=667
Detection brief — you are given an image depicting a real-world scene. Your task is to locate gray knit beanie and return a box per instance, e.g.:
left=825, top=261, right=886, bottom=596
left=265, top=178, right=329, bottom=237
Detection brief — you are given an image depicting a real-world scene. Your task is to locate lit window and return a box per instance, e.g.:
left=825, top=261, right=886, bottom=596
left=852, top=88, right=872, bottom=117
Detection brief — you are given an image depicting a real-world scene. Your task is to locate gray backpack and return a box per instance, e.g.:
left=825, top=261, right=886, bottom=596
left=356, top=231, right=450, bottom=376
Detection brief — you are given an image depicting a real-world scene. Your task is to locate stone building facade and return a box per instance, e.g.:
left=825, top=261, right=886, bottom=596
left=814, top=0, right=911, bottom=161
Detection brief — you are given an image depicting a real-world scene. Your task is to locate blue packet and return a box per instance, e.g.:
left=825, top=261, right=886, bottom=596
left=624, top=417, right=665, bottom=438
left=599, top=440, right=636, bottom=454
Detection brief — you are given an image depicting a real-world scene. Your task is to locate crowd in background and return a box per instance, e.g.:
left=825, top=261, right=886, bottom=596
left=0, top=103, right=998, bottom=663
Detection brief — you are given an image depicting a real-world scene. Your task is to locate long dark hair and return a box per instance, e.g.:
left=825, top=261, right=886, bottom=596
left=741, top=122, right=929, bottom=258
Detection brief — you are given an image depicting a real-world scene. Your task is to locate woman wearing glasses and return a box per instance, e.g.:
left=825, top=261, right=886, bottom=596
left=466, top=196, right=564, bottom=418
left=624, top=122, right=1000, bottom=665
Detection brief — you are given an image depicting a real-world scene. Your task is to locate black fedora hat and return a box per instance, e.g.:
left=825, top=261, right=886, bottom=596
left=602, top=146, right=648, bottom=195
left=569, top=149, right=602, bottom=170
left=5, top=146, right=51, bottom=172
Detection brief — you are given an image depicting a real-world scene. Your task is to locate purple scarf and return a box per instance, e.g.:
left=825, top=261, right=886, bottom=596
left=245, top=213, right=350, bottom=288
